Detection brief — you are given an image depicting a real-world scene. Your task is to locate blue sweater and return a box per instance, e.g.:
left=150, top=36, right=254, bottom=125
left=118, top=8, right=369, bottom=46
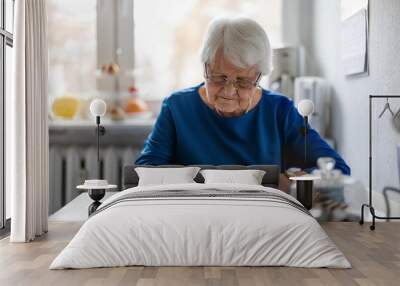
left=135, top=83, right=350, bottom=175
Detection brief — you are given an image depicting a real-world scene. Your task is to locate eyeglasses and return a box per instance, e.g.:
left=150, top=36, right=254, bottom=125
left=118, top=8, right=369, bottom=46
left=204, top=63, right=262, bottom=90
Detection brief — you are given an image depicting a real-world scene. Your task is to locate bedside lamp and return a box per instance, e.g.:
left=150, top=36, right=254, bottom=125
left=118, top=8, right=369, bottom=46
left=289, top=99, right=317, bottom=210
left=90, top=99, right=107, bottom=176
left=298, top=99, right=314, bottom=164
left=77, top=99, right=116, bottom=216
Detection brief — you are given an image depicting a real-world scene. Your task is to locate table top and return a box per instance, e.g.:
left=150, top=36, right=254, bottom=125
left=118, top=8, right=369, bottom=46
left=76, top=185, right=118, bottom=190
left=289, top=175, right=320, bottom=181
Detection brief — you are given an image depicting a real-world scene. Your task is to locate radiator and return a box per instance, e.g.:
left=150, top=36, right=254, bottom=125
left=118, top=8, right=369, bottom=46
left=49, top=146, right=141, bottom=214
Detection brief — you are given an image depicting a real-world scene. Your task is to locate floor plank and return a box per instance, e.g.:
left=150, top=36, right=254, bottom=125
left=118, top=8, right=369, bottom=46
left=0, top=222, right=399, bottom=286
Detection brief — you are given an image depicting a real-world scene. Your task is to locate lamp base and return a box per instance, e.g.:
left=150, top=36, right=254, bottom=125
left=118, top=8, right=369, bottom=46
left=88, top=189, right=106, bottom=216
left=94, top=125, right=106, bottom=136
left=296, top=180, right=313, bottom=210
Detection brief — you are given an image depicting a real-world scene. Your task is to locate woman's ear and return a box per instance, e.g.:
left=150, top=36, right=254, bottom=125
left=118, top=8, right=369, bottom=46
left=202, top=86, right=212, bottom=103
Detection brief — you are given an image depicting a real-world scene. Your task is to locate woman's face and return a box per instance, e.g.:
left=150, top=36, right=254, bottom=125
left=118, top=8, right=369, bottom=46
left=204, top=52, right=261, bottom=117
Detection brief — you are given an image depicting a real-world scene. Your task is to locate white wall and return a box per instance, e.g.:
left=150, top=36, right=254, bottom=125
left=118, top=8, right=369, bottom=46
left=305, top=0, right=400, bottom=193
left=281, top=0, right=315, bottom=75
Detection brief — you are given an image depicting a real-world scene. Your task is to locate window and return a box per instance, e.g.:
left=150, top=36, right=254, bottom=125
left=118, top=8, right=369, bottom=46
left=47, top=0, right=97, bottom=103
left=48, top=0, right=134, bottom=105
left=1, top=0, right=14, bottom=231
left=134, top=0, right=282, bottom=100
left=47, top=1, right=282, bottom=105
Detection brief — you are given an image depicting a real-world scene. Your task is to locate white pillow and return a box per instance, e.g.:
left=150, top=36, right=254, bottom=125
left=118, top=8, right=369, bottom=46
left=135, top=167, right=201, bottom=186
left=200, top=169, right=266, bottom=185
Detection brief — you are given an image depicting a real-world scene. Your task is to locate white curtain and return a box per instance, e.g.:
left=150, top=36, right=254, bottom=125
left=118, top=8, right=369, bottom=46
left=6, top=0, right=49, bottom=242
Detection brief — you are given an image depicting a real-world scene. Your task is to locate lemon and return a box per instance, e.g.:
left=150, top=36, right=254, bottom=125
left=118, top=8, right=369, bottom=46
left=52, top=96, right=80, bottom=119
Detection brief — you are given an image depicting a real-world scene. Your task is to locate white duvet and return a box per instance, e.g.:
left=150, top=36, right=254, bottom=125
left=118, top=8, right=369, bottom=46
left=50, top=183, right=351, bottom=269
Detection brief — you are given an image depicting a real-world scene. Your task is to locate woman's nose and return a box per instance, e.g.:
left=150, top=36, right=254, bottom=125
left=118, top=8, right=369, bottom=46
left=223, top=82, right=237, bottom=97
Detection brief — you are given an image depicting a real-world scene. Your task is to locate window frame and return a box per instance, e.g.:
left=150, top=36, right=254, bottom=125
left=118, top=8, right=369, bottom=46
left=0, top=0, right=14, bottom=231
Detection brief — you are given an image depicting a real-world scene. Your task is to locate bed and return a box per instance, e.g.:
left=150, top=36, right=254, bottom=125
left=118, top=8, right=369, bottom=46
left=50, top=165, right=350, bottom=269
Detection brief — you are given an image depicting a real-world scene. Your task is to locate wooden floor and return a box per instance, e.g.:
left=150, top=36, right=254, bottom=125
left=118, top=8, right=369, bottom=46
left=0, top=222, right=399, bottom=286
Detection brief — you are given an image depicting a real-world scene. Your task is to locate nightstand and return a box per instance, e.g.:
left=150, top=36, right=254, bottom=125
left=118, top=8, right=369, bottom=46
left=77, top=180, right=117, bottom=215
left=290, top=175, right=320, bottom=210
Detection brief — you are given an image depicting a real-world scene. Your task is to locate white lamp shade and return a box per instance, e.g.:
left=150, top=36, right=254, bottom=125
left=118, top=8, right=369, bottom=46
left=297, top=99, right=314, bottom=117
left=90, top=99, right=107, bottom=117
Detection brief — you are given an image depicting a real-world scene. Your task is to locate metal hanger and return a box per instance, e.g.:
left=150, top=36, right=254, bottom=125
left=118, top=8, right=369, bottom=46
left=378, top=98, right=395, bottom=118
left=394, top=106, right=400, bottom=119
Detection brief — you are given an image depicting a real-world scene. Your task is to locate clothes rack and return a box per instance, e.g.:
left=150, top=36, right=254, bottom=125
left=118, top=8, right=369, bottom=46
left=360, top=95, right=400, bottom=230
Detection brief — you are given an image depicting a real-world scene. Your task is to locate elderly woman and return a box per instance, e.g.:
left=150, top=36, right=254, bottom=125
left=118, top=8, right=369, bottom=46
left=135, top=16, right=350, bottom=181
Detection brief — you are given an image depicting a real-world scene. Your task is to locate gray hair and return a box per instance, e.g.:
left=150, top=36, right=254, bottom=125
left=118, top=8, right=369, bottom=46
left=200, top=16, right=273, bottom=75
